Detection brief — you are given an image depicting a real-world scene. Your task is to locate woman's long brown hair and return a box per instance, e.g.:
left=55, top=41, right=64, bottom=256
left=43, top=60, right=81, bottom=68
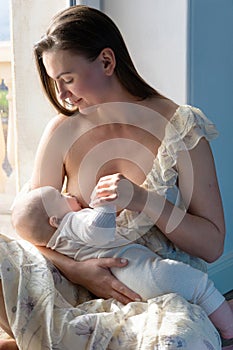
left=34, top=5, right=162, bottom=116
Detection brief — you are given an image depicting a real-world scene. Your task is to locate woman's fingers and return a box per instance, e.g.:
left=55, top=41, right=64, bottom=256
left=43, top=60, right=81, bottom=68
left=110, top=290, right=136, bottom=305
left=111, top=278, right=142, bottom=304
left=99, top=258, right=142, bottom=303
left=97, top=173, right=122, bottom=185
left=91, top=172, right=147, bottom=211
left=90, top=193, right=117, bottom=207
left=96, top=185, right=118, bottom=197
left=93, top=174, right=135, bottom=210
left=89, top=174, right=122, bottom=206
left=96, top=173, right=122, bottom=193
left=72, top=257, right=142, bottom=304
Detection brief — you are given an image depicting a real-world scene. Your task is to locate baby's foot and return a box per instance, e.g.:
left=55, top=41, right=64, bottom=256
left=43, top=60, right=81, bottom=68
left=228, top=300, right=233, bottom=312
left=222, top=338, right=233, bottom=349
left=0, top=339, right=18, bottom=350
left=221, top=325, right=233, bottom=340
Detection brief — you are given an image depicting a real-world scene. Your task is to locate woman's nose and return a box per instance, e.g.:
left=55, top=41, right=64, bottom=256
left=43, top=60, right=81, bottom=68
left=57, top=82, right=71, bottom=100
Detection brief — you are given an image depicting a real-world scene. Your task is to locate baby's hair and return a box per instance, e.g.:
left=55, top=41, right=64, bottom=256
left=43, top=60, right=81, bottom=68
left=12, top=187, right=56, bottom=246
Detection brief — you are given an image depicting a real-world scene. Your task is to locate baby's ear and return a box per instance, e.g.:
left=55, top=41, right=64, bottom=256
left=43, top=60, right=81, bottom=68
left=49, top=216, right=60, bottom=228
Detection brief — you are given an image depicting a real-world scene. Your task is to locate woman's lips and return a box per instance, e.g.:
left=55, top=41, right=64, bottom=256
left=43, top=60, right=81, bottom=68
left=66, top=98, right=83, bottom=106
left=72, top=98, right=82, bottom=106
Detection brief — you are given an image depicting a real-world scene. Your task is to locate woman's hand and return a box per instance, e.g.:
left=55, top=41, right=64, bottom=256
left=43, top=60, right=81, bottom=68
left=69, top=257, right=142, bottom=304
left=37, top=246, right=141, bottom=304
left=90, top=173, right=147, bottom=212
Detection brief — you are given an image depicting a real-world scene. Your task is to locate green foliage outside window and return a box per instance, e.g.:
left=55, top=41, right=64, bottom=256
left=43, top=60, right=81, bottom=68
left=0, top=90, right=8, bottom=118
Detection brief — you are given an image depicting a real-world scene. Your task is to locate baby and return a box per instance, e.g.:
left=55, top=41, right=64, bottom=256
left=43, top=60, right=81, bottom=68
left=12, top=185, right=233, bottom=340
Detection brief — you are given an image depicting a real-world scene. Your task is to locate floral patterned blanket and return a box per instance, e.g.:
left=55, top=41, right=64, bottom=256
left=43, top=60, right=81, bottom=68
left=0, top=234, right=221, bottom=349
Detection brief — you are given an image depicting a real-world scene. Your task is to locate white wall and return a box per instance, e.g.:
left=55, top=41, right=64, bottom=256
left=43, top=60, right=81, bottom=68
left=102, top=0, right=188, bottom=105
left=11, top=0, right=69, bottom=190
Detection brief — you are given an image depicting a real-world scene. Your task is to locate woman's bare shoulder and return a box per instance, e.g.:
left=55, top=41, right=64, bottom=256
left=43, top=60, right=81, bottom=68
left=45, top=113, right=69, bottom=133
left=141, top=96, right=179, bottom=121
left=42, top=113, right=81, bottom=141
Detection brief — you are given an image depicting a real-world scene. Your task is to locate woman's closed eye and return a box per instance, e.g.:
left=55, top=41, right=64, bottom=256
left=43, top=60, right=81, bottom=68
left=63, top=78, right=74, bottom=84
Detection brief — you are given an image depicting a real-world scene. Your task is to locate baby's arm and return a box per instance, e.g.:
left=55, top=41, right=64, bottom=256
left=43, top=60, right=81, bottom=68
left=72, top=205, right=117, bottom=246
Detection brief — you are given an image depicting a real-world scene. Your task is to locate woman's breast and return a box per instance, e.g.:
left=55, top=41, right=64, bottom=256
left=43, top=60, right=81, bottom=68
left=64, top=123, right=160, bottom=206
left=65, top=158, right=151, bottom=207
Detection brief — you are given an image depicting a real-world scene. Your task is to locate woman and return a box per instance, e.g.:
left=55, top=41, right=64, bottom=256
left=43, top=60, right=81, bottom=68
left=0, top=5, right=226, bottom=349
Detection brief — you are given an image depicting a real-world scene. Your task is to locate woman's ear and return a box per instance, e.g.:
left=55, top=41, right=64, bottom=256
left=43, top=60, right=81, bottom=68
left=49, top=216, right=60, bottom=228
left=99, top=48, right=116, bottom=76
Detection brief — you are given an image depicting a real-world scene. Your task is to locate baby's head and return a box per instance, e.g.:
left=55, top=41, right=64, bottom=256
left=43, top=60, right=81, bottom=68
left=12, top=186, right=82, bottom=246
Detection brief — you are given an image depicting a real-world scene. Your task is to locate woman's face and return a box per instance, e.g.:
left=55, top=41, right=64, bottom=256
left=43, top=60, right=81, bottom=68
left=43, top=49, right=112, bottom=112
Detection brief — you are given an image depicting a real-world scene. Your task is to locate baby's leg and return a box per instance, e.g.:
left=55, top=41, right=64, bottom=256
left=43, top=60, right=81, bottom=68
left=110, top=244, right=224, bottom=313
left=110, top=244, right=233, bottom=339
left=209, top=300, right=233, bottom=339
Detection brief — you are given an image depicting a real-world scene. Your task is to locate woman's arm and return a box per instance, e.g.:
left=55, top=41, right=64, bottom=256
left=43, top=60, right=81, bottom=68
left=92, top=139, right=225, bottom=263
left=147, top=138, right=225, bottom=262
left=25, top=115, right=141, bottom=303
left=30, top=114, right=68, bottom=190
left=36, top=246, right=141, bottom=304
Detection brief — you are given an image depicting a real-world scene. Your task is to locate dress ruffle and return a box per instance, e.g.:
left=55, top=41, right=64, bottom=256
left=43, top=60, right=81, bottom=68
left=144, top=105, right=218, bottom=196
left=118, top=105, right=218, bottom=271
